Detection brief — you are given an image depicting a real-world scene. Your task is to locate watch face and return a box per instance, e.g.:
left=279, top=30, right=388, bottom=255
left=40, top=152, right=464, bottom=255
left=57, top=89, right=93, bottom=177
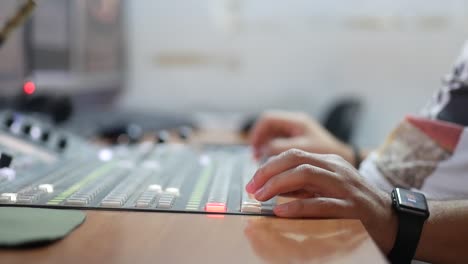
left=396, top=188, right=428, bottom=211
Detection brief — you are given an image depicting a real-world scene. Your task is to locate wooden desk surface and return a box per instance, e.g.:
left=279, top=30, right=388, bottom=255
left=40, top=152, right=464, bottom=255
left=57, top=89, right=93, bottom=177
left=0, top=210, right=386, bottom=264
left=0, top=130, right=387, bottom=263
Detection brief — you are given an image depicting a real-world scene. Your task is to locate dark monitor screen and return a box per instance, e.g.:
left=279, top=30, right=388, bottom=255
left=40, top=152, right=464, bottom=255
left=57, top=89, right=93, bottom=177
left=397, top=188, right=428, bottom=212
left=0, top=0, right=124, bottom=101
left=0, top=1, right=26, bottom=96
left=29, top=0, right=124, bottom=97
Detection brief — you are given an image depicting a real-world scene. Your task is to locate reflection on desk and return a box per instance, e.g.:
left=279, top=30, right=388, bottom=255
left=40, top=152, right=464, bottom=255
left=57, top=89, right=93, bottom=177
left=245, top=218, right=370, bottom=263
left=0, top=211, right=387, bottom=264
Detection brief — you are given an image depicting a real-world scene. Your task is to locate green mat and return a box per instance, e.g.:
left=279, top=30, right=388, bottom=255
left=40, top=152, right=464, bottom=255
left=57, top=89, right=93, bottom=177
left=0, top=207, right=86, bottom=247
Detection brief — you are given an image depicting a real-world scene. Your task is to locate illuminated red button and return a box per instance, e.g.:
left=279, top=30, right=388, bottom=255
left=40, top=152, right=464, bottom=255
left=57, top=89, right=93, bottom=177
left=23, top=81, right=36, bottom=95
left=205, top=202, right=227, bottom=213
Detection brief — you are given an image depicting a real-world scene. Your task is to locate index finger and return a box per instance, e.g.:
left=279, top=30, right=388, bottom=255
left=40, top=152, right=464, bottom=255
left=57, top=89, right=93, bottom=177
left=254, top=164, right=342, bottom=202
left=246, top=149, right=336, bottom=194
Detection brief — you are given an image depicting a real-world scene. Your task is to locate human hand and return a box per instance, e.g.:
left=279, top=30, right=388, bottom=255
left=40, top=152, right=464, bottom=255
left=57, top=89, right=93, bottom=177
left=245, top=148, right=397, bottom=253
left=249, top=111, right=355, bottom=165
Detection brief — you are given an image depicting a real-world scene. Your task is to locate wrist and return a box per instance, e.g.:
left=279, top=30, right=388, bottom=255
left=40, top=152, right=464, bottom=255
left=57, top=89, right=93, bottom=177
left=361, top=190, right=398, bottom=254
left=381, top=193, right=399, bottom=254
left=340, top=144, right=357, bottom=167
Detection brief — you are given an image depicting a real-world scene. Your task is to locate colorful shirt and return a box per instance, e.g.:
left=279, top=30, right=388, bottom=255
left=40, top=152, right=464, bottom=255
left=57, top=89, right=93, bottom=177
left=360, top=41, right=468, bottom=199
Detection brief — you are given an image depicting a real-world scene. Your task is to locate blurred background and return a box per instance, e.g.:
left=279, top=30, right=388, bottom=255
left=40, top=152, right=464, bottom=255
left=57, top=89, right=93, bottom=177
left=1, top=0, right=468, bottom=147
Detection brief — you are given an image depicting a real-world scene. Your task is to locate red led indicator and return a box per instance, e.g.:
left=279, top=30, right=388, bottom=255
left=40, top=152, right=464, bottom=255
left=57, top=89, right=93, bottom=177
left=23, top=81, right=36, bottom=95
left=205, top=202, right=227, bottom=213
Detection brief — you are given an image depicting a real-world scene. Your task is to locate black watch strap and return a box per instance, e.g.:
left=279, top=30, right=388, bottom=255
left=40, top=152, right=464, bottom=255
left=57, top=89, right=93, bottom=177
left=388, top=212, right=425, bottom=264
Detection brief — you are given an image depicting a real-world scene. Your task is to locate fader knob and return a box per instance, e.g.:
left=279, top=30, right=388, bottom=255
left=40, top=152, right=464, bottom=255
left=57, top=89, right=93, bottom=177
left=41, top=130, right=50, bottom=142
left=126, top=124, right=143, bottom=144
left=156, top=130, right=170, bottom=144
left=57, top=137, right=67, bottom=151
left=22, top=123, right=32, bottom=135
left=178, top=126, right=192, bottom=140
left=0, top=153, right=13, bottom=168
left=4, top=114, right=14, bottom=129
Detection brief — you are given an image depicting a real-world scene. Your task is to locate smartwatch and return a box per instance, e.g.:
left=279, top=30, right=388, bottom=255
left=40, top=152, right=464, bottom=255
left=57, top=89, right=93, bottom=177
left=388, top=188, right=430, bottom=264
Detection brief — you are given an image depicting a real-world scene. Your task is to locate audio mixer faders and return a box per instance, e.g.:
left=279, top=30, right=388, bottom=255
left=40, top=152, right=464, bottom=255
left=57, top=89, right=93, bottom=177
left=0, top=112, right=275, bottom=215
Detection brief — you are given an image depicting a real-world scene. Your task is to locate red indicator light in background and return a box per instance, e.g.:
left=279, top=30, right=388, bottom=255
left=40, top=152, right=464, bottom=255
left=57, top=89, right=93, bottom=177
left=205, top=202, right=227, bottom=213
left=23, top=81, right=36, bottom=95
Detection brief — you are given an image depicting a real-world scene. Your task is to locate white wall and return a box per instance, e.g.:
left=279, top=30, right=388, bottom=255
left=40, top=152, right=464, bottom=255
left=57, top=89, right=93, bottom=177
left=119, top=0, right=468, bottom=147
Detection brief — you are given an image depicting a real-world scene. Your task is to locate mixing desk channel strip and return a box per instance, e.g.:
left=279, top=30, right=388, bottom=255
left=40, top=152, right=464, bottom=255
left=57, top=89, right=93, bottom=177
left=0, top=127, right=277, bottom=216
left=100, top=168, right=153, bottom=207
left=204, top=155, right=234, bottom=213
left=64, top=167, right=129, bottom=206
left=5, top=161, right=94, bottom=204
left=185, top=161, right=215, bottom=210
left=47, top=162, right=115, bottom=205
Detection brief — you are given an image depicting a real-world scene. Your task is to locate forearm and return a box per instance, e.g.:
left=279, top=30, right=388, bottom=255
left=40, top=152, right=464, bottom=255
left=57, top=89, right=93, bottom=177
left=415, top=200, right=468, bottom=263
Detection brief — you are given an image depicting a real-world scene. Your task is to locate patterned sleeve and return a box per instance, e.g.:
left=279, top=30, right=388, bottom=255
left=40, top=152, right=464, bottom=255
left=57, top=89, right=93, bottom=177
left=422, top=41, right=468, bottom=126
left=360, top=41, right=468, bottom=200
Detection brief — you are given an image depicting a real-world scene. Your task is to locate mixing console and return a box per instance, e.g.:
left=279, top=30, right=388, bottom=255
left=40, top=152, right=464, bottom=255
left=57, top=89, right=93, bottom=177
left=0, top=111, right=275, bottom=215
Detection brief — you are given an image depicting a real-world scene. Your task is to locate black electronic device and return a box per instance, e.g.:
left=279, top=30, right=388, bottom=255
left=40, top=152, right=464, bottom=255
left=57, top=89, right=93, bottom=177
left=389, top=188, right=430, bottom=264
left=0, top=0, right=123, bottom=124
left=0, top=2, right=29, bottom=97
left=25, top=0, right=124, bottom=100
left=0, top=111, right=274, bottom=215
